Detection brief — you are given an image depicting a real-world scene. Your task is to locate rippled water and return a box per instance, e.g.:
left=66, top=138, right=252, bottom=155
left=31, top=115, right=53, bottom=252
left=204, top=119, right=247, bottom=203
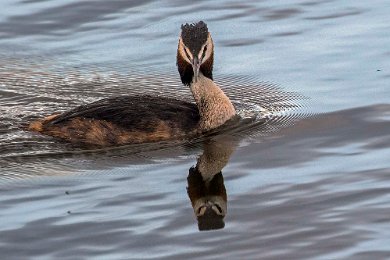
left=1, top=0, right=389, bottom=259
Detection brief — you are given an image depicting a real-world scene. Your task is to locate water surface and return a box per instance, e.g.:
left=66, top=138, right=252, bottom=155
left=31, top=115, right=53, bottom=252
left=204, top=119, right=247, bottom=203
left=0, top=0, right=389, bottom=259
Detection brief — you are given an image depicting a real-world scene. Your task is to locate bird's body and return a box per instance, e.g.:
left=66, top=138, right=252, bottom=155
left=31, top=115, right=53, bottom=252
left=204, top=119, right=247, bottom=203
left=28, top=21, right=236, bottom=146
left=29, top=95, right=200, bottom=146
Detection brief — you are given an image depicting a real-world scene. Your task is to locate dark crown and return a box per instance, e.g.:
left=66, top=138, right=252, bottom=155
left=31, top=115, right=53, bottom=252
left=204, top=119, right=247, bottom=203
left=181, top=21, right=209, bottom=55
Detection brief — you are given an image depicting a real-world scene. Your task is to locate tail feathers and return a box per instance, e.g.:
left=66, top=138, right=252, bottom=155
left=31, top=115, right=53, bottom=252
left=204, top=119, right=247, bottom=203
left=28, top=114, right=59, bottom=132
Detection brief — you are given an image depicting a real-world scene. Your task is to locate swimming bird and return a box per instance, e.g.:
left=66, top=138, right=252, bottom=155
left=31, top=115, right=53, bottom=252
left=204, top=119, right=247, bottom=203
left=28, top=21, right=236, bottom=146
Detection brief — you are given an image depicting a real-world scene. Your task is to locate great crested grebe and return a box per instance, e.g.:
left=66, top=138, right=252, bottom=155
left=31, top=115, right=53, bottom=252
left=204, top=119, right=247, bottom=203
left=28, top=21, right=236, bottom=146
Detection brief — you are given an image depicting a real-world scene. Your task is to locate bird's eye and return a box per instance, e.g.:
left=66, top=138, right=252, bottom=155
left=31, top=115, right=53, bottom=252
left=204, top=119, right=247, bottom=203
left=201, top=46, right=207, bottom=60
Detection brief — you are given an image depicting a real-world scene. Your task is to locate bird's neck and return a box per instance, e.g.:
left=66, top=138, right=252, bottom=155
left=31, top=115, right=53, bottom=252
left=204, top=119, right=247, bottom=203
left=190, top=74, right=236, bottom=132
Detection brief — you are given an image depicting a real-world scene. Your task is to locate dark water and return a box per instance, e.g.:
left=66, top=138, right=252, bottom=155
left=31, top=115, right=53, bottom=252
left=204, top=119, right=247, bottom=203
left=1, top=0, right=389, bottom=259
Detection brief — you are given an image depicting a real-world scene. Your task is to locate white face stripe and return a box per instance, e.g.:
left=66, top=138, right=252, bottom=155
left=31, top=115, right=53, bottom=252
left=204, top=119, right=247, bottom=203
left=197, top=34, right=213, bottom=63
left=179, top=33, right=213, bottom=65
left=178, top=38, right=193, bottom=64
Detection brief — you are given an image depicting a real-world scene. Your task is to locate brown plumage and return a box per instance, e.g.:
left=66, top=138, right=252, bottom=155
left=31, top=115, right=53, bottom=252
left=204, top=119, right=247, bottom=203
left=29, top=96, right=200, bottom=146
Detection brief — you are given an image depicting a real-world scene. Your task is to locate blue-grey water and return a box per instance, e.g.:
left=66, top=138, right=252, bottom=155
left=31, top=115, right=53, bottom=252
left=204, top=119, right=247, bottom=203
left=0, top=0, right=389, bottom=259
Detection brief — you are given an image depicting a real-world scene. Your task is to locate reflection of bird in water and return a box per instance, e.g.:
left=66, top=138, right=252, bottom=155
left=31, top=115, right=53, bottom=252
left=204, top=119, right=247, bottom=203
left=187, top=136, right=238, bottom=231
left=28, top=21, right=236, bottom=146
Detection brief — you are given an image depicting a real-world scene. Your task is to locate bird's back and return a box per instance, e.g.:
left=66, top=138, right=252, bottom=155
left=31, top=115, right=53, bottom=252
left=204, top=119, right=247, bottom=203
left=29, top=95, right=200, bottom=146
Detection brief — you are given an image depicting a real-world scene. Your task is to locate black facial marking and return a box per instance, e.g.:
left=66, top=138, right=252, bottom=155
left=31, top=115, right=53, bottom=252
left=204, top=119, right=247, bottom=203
left=181, top=21, right=209, bottom=56
left=201, top=45, right=207, bottom=60
left=184, top=47, right=191, bottom=60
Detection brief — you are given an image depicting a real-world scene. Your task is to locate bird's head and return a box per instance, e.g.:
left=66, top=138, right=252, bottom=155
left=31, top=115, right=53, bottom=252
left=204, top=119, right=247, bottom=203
left=177, top=21, right=214, bottom=85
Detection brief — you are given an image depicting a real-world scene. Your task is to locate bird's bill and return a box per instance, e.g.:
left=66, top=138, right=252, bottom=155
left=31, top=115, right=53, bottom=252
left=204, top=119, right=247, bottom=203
left=192, top=57, right=201, bottom=82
